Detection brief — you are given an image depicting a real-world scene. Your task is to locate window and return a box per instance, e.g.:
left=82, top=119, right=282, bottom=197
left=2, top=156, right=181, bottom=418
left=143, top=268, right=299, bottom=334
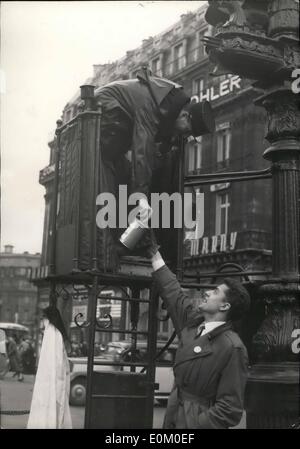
left=164, top=50, right=174, bottom=76
left=24, top=310, right=29, bottom=322
left=192, top=78, right=204, bottom=96
left=174, top=43, right=185, bottom=71
left=158, top=318, right=170, bottom=335
left=18, top=279, right=29, bottom=289
left=65, top=109, right=72, bottom=122
left=217, top=127, right=231, bottom=164
left=157, top=315, right=172, bottom=337
left=198, top=29, right=208, bottom=58
left=152, top=57, right=161, bottom=77
left=216, top=193, right=230, bottom=235
left=188, top=139, right=202, bottom=173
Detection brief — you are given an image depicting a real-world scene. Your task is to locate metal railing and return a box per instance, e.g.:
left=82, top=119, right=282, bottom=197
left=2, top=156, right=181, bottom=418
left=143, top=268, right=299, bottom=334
left=152, top=44, right=207, bottom=79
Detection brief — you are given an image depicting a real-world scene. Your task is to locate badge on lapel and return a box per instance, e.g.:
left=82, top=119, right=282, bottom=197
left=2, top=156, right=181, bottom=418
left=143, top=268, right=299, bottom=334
left=193, top=346, right=202, bottom=353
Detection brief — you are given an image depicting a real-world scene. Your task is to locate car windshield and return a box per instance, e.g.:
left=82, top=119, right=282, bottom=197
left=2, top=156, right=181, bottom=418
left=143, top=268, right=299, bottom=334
left=102, top=344, right=126, bottom=357
left=101, top=341, right=176, bottom=365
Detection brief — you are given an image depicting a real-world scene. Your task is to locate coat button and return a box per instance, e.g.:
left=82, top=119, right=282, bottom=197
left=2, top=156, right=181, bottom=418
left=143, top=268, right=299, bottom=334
left=193, top=346, right=202, bottom=353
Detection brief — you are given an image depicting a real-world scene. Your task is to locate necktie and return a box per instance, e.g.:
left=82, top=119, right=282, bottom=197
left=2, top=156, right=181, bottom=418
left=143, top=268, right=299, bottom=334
left=196, top=323, right=205, bottom=338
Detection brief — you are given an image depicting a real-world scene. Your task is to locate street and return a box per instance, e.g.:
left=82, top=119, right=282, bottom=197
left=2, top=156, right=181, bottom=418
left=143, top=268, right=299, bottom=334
left=0, top=374, right=246, bottom=429
left=0, top=374, right=166, bottom=429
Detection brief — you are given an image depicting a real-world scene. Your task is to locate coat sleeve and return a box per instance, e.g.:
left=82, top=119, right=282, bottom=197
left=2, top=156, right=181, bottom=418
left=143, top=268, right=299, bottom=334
left=152, top=265, right=196, bottom=336
left=197, top=346, right=249, bottom=429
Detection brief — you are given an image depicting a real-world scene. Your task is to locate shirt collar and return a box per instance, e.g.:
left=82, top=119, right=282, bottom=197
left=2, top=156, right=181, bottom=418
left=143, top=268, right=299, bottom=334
left=200, top=321, right=226, bottom=335
left=204, top=321, right=226, bottom=329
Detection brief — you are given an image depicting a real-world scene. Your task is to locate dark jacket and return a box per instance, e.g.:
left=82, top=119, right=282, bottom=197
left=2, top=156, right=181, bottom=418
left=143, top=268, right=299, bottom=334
left=7, top=338, right=22, bottom=373
left=152, top=265, right=249, bottom=429
left=96, top=69, right=189, bottom=195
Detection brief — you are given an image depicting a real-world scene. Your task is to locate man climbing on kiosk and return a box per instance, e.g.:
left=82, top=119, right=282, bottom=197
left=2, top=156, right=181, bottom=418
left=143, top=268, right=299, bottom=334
left=95, top=67, right=215, bottom=259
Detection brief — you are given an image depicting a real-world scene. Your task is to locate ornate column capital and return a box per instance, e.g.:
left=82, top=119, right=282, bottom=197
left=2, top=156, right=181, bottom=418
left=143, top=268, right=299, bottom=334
left=254, top=87, right=300, bottom=148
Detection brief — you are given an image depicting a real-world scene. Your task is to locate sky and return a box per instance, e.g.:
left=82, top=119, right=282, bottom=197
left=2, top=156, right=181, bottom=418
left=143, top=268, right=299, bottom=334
left=0, top=1, right=204, bottom=255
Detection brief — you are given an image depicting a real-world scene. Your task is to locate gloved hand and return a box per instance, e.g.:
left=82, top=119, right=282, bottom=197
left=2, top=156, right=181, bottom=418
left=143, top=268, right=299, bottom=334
left=115, top=241, right=132, bottom=258
left=134, top=228, right=161, bottom=259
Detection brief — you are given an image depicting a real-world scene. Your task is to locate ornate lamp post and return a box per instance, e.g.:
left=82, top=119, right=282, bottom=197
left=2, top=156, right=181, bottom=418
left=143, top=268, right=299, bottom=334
left=203, top=0, right=299, bottom=428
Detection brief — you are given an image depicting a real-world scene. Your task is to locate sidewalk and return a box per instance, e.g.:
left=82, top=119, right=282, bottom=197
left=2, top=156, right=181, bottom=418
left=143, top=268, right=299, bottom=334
left=0, top=374, right=85, bottom=429
left=0, top=374, right=166, bottom=429
left=0, top=374, right=34, bottom=429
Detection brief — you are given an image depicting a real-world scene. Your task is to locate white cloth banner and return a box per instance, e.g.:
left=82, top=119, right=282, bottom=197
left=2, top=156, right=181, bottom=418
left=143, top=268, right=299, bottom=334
left=27, top=319, right=72, bottom=429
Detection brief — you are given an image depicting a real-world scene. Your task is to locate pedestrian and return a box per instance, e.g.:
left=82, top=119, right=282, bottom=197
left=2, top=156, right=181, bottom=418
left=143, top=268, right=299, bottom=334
left=19, top=337, right=36, bottom=374
left=95, top=67, right=215, bottom=257
left=6, top=335, right=23, bottom=381
left=27, top=305, right=72, bottom=429
left=79, top=341, right=88, bottom=356
left=70, top=338, right=81, bottom=357
left=142, top=234, right=250, bottom=429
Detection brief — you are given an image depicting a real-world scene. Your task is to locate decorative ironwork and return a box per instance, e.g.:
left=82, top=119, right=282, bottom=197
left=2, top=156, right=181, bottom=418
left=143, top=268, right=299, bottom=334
left=95, top=314, right=113, bottom=330
left=74, top=312, right=90, bottom=329
left=252, top=301, right=300, bottom=362
left=203, top=1, right=299, bottom=83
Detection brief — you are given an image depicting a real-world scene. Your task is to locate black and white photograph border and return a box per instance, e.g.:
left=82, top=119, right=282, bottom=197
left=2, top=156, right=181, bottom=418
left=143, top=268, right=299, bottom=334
left=0, top=1, right=299, bottom=431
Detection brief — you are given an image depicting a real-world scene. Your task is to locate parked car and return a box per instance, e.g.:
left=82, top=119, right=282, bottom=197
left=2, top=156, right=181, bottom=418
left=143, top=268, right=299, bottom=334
left=68, top=339, right=177, bottom=406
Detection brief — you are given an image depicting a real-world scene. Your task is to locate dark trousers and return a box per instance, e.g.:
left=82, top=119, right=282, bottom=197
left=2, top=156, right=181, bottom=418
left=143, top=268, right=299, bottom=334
left=99, top=107, right=133, bottom=241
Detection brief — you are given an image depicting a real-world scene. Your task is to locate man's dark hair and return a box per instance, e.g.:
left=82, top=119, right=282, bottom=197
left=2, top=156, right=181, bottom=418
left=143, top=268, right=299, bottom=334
left=223, top=278, right=251, bottom=322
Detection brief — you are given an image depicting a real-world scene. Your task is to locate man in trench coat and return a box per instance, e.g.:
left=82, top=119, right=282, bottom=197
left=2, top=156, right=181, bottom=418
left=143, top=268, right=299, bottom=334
left=149, top=249, right=250, bottom=429
left=94, top=67, right=215, bottom=266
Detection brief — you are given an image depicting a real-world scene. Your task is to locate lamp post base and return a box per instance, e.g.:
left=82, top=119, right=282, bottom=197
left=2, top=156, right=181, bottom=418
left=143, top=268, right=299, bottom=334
left=245, top=362, right=300, bottom=429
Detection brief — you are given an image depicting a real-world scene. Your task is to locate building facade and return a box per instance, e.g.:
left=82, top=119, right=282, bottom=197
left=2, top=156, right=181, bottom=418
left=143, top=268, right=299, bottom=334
left=0, top=245, right=41, bottom=333
left=38, top=3, right=272, bottom=342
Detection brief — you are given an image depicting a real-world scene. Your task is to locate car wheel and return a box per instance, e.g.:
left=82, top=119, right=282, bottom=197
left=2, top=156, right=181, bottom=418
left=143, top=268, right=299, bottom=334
left=70, top=377, right=86, bottom=406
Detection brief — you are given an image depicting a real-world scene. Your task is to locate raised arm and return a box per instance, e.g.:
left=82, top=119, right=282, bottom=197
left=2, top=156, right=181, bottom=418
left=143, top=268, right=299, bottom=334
left=151, top=251, right=196, bottom=336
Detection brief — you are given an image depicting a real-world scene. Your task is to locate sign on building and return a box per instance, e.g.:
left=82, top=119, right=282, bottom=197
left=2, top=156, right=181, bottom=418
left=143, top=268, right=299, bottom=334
left=188, top=231, right=238, bottom=256
left=191, top=75, right=242, bottom=103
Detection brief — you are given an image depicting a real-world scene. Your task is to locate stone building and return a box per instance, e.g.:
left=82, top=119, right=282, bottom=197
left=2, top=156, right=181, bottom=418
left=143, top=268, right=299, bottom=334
left=0, top=245, right=41, bottom=334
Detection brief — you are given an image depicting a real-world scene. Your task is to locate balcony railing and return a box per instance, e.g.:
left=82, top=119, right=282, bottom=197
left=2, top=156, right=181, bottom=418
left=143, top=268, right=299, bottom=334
left=152, top=44, right=207, bottom=78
